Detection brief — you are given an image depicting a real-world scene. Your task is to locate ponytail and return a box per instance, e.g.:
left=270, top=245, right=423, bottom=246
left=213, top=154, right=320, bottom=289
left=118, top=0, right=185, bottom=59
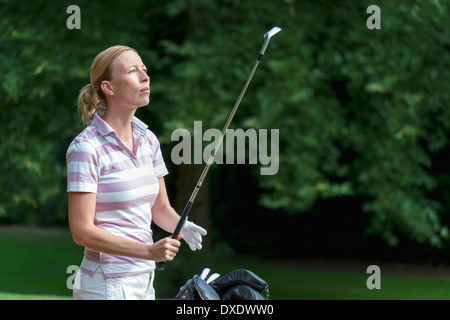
left=77, top=84, right=105, bottom=125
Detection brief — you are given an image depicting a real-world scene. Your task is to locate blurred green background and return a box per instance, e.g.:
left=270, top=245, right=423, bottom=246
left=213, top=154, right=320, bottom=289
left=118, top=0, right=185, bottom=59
left=1, top=0, right=450, bottom=299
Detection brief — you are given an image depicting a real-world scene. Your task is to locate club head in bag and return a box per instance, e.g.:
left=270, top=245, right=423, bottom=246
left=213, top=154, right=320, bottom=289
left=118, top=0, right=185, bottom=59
left=206, top=273, right=221, bottom=284
left=200, top=268, right=211, bottom=280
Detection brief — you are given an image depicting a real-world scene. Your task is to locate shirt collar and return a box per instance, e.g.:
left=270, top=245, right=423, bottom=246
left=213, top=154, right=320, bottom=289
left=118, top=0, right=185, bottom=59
left=131, top=116, right=148, bottom=135
left=92, top=112, right=114, bottom=136
left=91, top=112, right=148, bottom=137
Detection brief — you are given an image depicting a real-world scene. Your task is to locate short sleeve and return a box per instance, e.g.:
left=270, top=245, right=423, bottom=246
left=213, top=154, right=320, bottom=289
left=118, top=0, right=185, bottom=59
left=66, top=140, right=100, bottom=193
left=146, top=131, right=169, bottom=178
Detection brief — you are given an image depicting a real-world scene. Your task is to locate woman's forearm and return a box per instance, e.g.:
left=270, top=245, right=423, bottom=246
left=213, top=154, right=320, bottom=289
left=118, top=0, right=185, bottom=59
left=71, top=222, right=151, bottom=259
left=151, top=177, right=182, bottom=233
left=152, top=204, right=181, bottom=233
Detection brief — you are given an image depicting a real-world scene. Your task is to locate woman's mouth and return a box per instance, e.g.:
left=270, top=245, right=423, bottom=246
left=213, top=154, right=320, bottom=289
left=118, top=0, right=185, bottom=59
left=140, top=87, right=150, bottom=94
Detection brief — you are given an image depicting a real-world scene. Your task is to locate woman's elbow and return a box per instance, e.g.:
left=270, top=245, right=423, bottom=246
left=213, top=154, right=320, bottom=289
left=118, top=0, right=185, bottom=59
left=70, top=229, right=86, bottom=247
left=69, top=223, right=90, bottom=247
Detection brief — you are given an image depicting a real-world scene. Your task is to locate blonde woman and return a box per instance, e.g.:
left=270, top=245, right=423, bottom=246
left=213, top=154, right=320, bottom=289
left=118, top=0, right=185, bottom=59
left=67, top=45, right=207, bottom=300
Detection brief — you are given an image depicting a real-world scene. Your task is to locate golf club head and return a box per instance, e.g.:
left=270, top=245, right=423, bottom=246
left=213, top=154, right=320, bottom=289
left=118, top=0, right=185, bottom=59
left=259, top=26, right=281, bottom=57
left=264, top=26, right=282, bottom=39
left=206, top=273, right=221, bottom=284
left=200, top=268, right=211, bottom=280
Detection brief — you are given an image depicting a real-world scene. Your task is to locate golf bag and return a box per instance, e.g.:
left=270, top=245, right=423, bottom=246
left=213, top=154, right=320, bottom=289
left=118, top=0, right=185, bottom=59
left=174, top=269, right=269, bottom=300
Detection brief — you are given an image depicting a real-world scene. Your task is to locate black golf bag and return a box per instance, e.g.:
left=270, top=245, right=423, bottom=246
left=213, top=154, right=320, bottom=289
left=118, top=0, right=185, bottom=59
left=174, top=269, right=269, bottom=300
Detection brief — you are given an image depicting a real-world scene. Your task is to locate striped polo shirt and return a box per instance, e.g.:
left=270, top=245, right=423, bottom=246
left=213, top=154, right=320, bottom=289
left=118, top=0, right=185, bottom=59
left=66, top=113, right=169, bottom=278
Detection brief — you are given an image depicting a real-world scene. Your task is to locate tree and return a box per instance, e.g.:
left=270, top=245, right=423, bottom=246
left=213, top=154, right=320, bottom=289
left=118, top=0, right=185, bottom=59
left=1, top=0, right=449, bottom=251
left=151, top=0, right=450, bottom=247
left=0, top=0, right=153, bottom=223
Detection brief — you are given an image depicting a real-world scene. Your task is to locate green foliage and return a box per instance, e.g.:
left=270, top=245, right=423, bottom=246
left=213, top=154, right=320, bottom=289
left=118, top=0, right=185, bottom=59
left=1, top=0, right=449, bottom=249
left=153, top=0, right=450, bottom=247
left=0, top=0, right=152, bottom=224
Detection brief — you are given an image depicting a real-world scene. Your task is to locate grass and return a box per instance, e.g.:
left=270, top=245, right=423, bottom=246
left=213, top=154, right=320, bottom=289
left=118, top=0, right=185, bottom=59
left=0, top=292, right=71, bottom=300
left=0, top=225, right=82, bottom=299
left=1, top=225, right=450, bottom=300
left=220, top=259, right=450, bottom=300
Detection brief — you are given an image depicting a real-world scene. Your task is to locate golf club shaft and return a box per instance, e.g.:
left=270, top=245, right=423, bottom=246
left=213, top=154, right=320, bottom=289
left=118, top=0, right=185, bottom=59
left=156, top=28, right=280, bottom=271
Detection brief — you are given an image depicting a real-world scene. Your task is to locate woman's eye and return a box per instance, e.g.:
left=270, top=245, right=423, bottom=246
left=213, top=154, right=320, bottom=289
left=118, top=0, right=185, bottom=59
left=129, top=69, right=136, bottom=73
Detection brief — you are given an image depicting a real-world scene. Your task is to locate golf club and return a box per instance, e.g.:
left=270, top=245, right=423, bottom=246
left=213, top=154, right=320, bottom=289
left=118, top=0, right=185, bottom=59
left=156, top=26, right=282, bottom=271
left=206, top=273, right=221, bottom=284
left=200, top=267, right=211, bottom=280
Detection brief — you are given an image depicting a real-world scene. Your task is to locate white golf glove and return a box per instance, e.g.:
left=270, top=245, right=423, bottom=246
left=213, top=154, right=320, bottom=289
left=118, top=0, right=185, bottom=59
left=180, top=220, right=207, bottom=251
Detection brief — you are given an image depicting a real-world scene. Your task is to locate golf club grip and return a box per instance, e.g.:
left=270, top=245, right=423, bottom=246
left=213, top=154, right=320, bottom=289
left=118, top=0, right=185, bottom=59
left=155, top=201, right=193, bottom=271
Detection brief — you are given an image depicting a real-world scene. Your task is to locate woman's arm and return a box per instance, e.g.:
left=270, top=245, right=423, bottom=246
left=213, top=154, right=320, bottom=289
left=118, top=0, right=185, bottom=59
left=68, top=191, right=180, bottom=262
left=151, top=177, right=182, bottom=233
left=152, top=177, right=207, bottom=251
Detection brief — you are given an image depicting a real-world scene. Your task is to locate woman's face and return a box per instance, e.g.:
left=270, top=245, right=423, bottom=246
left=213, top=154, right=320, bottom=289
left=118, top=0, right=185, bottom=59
left=105, top=50, right=150, bottom=109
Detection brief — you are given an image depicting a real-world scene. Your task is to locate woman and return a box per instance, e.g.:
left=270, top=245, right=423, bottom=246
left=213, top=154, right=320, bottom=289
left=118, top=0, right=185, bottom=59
left=67, top=45, right=207, bottom=300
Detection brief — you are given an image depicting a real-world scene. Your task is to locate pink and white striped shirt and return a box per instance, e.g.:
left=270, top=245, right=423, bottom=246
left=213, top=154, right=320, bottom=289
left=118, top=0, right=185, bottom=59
left=66, top=113, right=168, bottom=278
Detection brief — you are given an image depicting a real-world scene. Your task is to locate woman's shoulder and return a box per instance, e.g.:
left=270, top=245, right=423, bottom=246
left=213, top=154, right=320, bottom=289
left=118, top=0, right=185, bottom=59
left=67, top=126, right=99, bottom=154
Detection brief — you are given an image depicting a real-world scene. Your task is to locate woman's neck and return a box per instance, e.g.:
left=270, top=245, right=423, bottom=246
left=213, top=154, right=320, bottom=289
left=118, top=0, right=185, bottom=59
left=102, top=106, right=136, bottom=153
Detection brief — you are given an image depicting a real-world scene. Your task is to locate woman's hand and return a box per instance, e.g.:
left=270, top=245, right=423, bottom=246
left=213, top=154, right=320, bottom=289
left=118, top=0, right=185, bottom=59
left=148, top=235, right=183, bottom=262
left=180, top=220, right=207, bottom=251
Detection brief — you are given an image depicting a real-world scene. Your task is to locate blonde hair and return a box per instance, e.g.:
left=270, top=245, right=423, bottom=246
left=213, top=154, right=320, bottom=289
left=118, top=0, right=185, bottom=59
left=77, top=45, right=137, bottom=125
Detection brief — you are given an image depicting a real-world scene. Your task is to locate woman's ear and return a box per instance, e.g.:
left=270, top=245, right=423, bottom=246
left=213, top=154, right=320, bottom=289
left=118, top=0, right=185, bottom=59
left=101, top=81, right=114, bottom=97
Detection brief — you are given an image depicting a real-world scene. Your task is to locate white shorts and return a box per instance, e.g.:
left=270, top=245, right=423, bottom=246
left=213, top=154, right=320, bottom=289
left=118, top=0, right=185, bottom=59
left=73, top=267, right=155, bottom=300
